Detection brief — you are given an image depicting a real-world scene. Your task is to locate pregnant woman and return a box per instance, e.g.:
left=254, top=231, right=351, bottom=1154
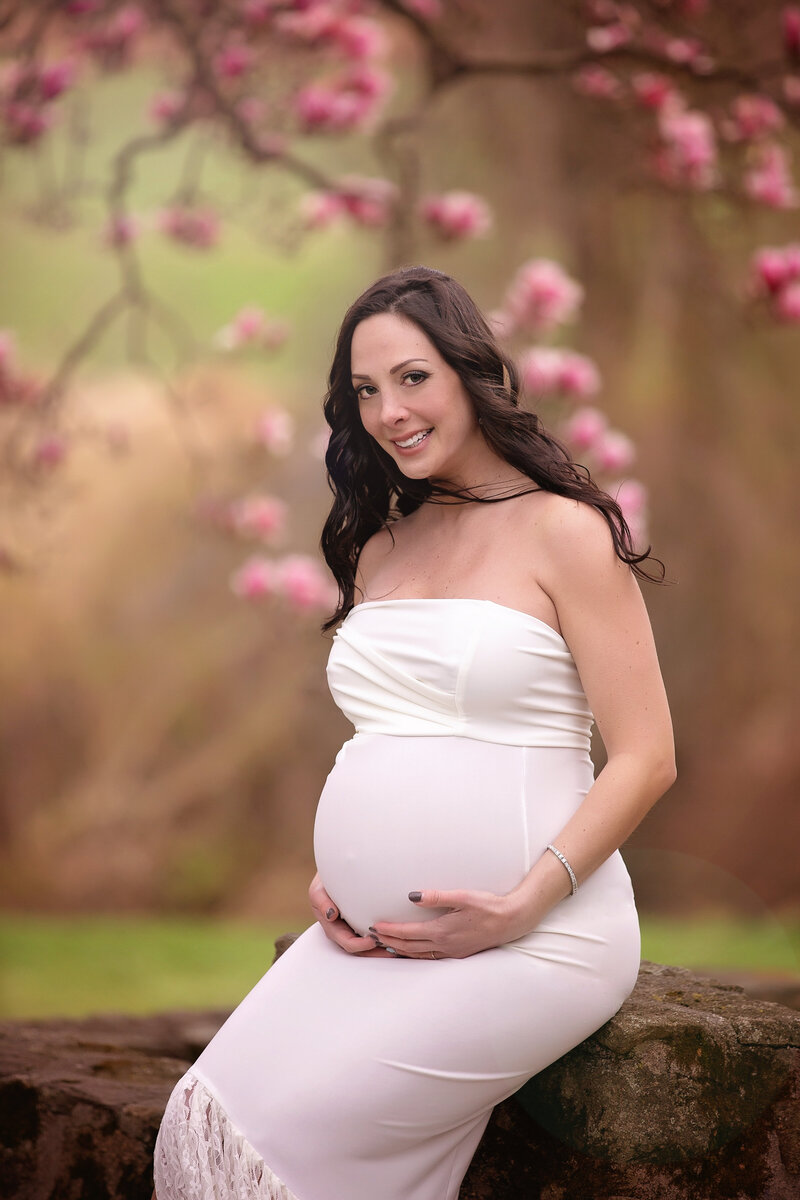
left=154, top=265, right=676, bottom=1200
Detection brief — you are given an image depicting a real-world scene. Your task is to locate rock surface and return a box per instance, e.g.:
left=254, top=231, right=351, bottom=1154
left=0, top=956, right=798, bottom=1200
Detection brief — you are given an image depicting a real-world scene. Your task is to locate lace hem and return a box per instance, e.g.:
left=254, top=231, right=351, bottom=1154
left=154, top=1070, right=300, bottom=1200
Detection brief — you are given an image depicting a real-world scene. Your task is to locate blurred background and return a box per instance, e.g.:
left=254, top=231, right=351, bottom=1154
left=0, top=0, right=798, bottom=1019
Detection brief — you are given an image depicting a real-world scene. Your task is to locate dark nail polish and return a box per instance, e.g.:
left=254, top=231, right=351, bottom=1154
left=408, top=891, right=422, bottom=902
left=370, top=934, right=385, bottom=948
left=326, top=907, right=335, bottom=919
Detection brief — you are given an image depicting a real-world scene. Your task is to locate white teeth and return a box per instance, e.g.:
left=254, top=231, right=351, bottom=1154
left=396, top=429, right=432, bottom=449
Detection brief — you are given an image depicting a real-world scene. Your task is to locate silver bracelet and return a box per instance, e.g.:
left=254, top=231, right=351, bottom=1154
left=545, top=843, right=579, bottom=896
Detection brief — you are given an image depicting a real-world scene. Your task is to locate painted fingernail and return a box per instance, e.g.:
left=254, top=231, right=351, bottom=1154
left=385, top=947, right=398, bottom=956
left=408, top=891, right=422, bottom=902
left=369, top=934, right=385, bottom=947
left=368, top=926, right=378, bottom=933
left=326, top=907, right=335, bottom=919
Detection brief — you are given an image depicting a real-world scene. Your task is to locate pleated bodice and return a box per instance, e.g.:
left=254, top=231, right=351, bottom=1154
left=326, top=597, right=594, bottom=750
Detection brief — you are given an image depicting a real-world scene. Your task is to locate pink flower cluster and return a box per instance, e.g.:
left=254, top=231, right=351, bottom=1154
left=572, top=65, right=624, bottom=102
left=159, top=206, right=220, bottom=249
left=214, top=42, right=255, bottom=81
left=419, top=192, right=492, bottom=241
left=230, top=553, right=337, bottom=612
left=103, top=213, right=140, bottom=248
left=519, top=348, right=601, bottom=400
left=254, top=408, right=296, bottom=456
left=743, top=143, right=798, bottom=210
left=750, top=243, right=800, bottom=323
left=631, top=72, right=677, bottom=111
left=0, top=58, right=77, bottom=145
left=301, top=176, right=398, bottom=230
left=294, top=65, right=391, bottom=133
left=655, top=101, right=718, bottom=190
left=784, top=6, right=800, bottom=59
left=723, top=94, right=785, bottom=142
left=229, top=494, right=288, bottom=545
left=499, top=259, right=584, bottom=335
left=276, top=8, right=387, bottom=62
left=563, top=407, right=636, bottom=474
left=214, top=307, right=290, bottom=352
left=75, top=4, right=146, bottom=70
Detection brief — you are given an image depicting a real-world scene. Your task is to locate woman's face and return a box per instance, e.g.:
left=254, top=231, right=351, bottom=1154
left=350, top=311, right=486, bottom=485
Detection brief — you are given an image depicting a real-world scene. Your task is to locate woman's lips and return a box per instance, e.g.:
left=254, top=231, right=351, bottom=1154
left=391, top=428, right=433, bottom=454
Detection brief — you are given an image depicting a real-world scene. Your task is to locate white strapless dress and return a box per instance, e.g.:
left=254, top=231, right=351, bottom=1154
left=154, top=598, right=641, bottom=1200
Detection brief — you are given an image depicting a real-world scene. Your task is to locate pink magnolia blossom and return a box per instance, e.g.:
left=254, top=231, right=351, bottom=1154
left=558, top=352, right=602, bottom=398
left=337, top=176, right=398, bottom=227
left=743, top=143, right=799, bottom=209
left=148, top=90, right=184, bottom=124
left=79, top=4, right=146, bottom=65
left=503, top=259, right=584, bottom=334
left=103, top=213, right=140, bottom=248
left=586, top=23, right=633, bottom=53
left=214, top=307, right=289, bottom=352
left=572, top=66, right=624, bottom=101
left=520, top=348, right=601, bottom=399
left=595, top=429, right=636, bottom=472
left=254, top=408, right=295, bottom=455
left=230, top=556, right=278, bottom=600
left=159, top=206, right=220, bottom=249
left=783, top=6, right=800, bottom=60
left=3, top=101, right=54, bottom=145
left=774, top=281, right=800, bottom=322
left=38, top=60, right=78, bottom=100
left=726, top=94, right=785, bottom=142
left=230, top=494, right=288, bottom=544
left=656, top=101, right=718, bottom=190
left=294, top=66, right=390, bottom=133
left=613, top=478, right=647, bottom=520
left=563, top=406, right=608, bottom=452
left=32, top=434, right=68, bottom=469
left=300, top=190, right=346, bottom=229
left=419, top=192, right=492, bottom=240
left=750, top=243, right=800, bottom=295
left=333, top=17, right=387, bottom=60
left=214, top=43, right=254, bottom=80
left=274, top=554, right=337, bottom=612
left=663, top=37, right=704, bottom=65
left=631, top=72, right=676, bottom=110
left=275, top=7, right=340, bottom=42
left=242, top=0, right=274, bottom=26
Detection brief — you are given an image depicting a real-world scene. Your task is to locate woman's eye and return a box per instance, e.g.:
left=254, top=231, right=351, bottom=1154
left=405, top=371, right=428, bottom=385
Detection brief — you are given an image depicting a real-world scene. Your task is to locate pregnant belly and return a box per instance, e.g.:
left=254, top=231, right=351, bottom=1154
left=313, top=733, right=592, bottom=938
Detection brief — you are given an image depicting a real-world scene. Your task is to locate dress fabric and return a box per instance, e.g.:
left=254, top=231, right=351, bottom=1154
left=154, top=597, right=641, bottom=1200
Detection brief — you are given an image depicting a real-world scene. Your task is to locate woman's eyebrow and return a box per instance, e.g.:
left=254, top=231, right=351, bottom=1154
left=351, top=357, right=430, bottom=380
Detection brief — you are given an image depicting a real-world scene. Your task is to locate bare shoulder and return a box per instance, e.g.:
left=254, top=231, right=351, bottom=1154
left=354, top=514, right=414, bottom=592
left=520, top=491, right=620, bottom=580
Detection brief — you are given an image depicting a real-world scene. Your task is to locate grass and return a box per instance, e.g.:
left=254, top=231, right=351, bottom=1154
left=1, top=911, right=798, bottom=1021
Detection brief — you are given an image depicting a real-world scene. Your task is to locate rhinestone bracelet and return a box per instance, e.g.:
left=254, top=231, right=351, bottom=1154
left=545, top=843, right=579, bottom=896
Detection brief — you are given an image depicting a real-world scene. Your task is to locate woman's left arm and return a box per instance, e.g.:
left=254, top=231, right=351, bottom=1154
left=370, top=499, right=676, bottom=959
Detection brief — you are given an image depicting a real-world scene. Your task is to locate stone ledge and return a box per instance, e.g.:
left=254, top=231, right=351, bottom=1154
left=0, top=958, right=798, bottom=1200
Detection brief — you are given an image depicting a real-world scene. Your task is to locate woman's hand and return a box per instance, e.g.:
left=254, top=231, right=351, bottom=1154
left=369, top=887, right=523, bottom=960
left=308, top=872, right=396, bottom=958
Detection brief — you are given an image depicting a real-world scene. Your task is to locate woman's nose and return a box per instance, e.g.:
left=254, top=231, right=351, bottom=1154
left=379, top=389, right=410, bottom=425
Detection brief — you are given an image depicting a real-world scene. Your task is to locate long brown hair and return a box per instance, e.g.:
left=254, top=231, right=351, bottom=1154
left=320, top=265, right=663, bottom=632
